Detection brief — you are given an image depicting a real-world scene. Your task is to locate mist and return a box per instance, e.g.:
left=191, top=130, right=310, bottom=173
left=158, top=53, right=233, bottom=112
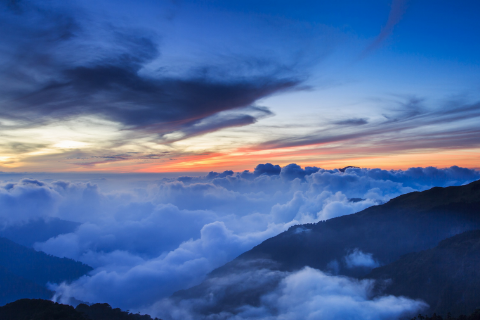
left=1, top=164, right=478, bottom=317
left=152, top=266, right=427, bottom=320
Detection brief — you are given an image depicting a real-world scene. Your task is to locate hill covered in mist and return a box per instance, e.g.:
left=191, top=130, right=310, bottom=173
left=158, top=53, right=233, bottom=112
left=2, top=165, right=480, bottom=319
left=368, top=229, right=480, bottom=316
left=170, top=179, right=480, bottom=318
left=0, top=237, right=92, bottom=305
left=0, top=218, right=79, bottom=248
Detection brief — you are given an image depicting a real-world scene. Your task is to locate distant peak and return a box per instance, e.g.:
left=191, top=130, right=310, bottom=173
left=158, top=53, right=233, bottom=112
left=338, top=166, right=360, bottom=172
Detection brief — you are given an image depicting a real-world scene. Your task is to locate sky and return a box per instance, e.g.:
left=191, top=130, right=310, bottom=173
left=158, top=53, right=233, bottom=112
left=2, top=2, right=480, bottom=318
left=1, top=0, right=480, bottom=172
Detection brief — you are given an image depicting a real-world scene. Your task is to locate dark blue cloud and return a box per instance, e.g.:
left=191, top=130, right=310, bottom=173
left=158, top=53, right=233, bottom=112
left=205, top=170, right=234, bottom=180
left=254, top=163, right=282, bottom=176
left=238, top=163, right=281, bottom=180
left=334, top=118, right=369, bottom=126
left=280, top=163, right=320, bottom=181
left=0, top=0, right=303, bottom=140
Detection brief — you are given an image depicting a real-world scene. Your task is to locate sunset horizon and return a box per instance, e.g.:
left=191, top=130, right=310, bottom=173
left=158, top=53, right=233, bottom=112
left=1, top=1, right=480, bottom=319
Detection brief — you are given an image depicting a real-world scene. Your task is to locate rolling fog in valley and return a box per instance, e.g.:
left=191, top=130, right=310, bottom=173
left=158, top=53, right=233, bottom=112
left=1, top=165, right=478, bottom=319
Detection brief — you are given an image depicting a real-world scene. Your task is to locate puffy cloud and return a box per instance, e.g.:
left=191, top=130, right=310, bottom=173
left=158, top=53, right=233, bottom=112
left=152, top=267, right=427, bottom=320
left=36, top=203, right=220, bottom=260
left=0, top=164, right=478, bottom=315
left=0, top=179, right=61, bottom=226
left=254, top=163, right=282, bottom=177
left=345, top=249, right=380, bottom=269
left=246, top=267, right=426, bottom=320
left=51, top=222, right=285, bottom=310
left=280, top=163, right=319, bottom=181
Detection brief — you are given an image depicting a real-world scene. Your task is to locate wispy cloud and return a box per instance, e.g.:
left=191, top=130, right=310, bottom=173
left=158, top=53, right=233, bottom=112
left=358, top=0, right=410, bottom=59
left=256, top=98, right=480, bottom=153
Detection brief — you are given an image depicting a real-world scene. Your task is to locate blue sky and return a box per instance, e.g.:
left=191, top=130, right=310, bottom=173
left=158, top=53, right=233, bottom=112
left=2, top=3, right=480, bottom=317
left=1, top=0, right=479, bottom=171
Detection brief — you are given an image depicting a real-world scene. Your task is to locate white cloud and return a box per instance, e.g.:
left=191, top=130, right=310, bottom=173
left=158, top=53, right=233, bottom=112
left=1, top=164, right=478, bottom=316
left=345, top=249, right=380, bottom=269
left=152, top=267, right=427, bottom=320
left=51, top=221, right=286, bottom=310
left=248, top=267, right=427, bottom=320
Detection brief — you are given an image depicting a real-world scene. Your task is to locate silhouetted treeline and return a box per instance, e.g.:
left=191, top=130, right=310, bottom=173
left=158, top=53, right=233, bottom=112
left=77, top=302, right=160, bottom=320
left=0, top=299, right=84, bottom=320
left=411, top=309, right=480, bottom=320
left=0, top=299, right=161, bottom=320
left=0, top=266, right=52, bottom=307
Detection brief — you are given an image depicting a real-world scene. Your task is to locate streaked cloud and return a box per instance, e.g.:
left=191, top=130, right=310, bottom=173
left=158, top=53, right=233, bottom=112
left=1, top=0, right=480, bottom=172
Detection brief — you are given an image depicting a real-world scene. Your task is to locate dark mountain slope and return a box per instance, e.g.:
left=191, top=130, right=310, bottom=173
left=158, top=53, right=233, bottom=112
left=0, top=299, right=85, bottom=320
left=173, top=180, right=480, bottom=316
left=0, top=237, right=92, bottom=286
left=0, top=266, right=53, bottom=306
left=0, top=299, right=161, bottom=320
left=412, top=309, right=480, bottom=320
left=368, top=230, right=480, bottom=317
left=76, top=302, right=160, bottom=320
left=216, top=179, right=480, bottom=277
left=0, top=218, right=79, bottom=247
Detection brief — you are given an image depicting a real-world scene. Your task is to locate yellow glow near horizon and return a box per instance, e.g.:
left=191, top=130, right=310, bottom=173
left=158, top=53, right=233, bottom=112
left=53, top=141, right=90, bottom=149
left=1, top=108, right=479, bottom=173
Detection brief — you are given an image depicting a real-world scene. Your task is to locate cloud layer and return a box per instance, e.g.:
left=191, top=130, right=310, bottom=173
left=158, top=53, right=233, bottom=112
left=153, top=267, right=427, bottom=320
left=0, top=0, right=300, bottom=138
left=1, top=163, right=479, bottom=317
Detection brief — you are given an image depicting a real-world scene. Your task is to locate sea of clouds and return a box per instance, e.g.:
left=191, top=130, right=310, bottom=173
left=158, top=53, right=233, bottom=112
left=1, top=164, right=479, bottom=319
left=153, top=266, right=428, bottom=320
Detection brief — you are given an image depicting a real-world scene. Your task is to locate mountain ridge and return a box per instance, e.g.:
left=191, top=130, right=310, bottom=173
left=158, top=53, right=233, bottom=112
left=367, top=229, right=480, bottom=316
left=228, top=179, right=480, bottom=274
left=173, top=179, right=480, bottom=317
left=0, top=237, right=93, bottom=305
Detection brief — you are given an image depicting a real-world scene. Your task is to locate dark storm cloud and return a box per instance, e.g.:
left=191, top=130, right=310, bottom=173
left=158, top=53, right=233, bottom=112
left=16, top=62, right=298, bottom=132
left=0, top=1, right=302, bottom=138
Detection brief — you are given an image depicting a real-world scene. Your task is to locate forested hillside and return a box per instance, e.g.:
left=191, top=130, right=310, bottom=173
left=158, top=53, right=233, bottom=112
left=173, top=180, right=480, bottom=317
left=368, top=230, right=480, bottom=316
left=0, top=266, right=52, bottom=306
left=0, top=299, right=161, bottom=320
left=0, top=237, right=92, bottom=305
left=229, top=179, right=480, bottom=276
